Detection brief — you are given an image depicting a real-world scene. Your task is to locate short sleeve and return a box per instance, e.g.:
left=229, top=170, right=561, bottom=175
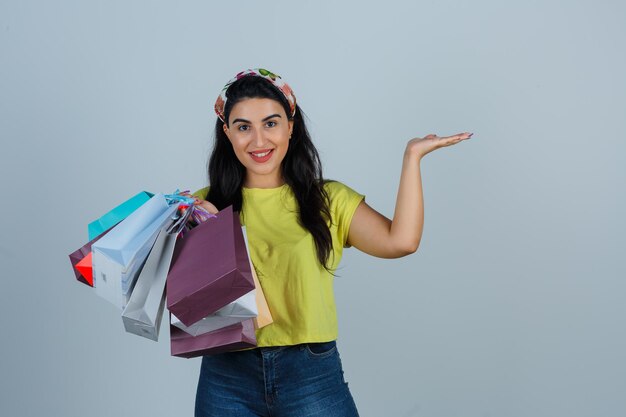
left=325, top=181, right=365, bottom=248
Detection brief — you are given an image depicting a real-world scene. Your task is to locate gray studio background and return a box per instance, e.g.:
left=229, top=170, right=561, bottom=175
left=1, top=1, right=625, bottom=416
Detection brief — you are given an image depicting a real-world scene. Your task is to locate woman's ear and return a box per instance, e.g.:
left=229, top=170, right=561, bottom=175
left=289, top=120, right=294, bottom=138
left=223, top=123, right=230, bottom=140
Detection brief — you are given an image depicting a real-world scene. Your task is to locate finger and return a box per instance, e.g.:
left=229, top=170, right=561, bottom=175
left=433, top=135, right=466, bottom=148
left=441, top=132, right=471, bottom=141
left=442, top=133, right=464, bottom=140
left=199, top=201, right=219, bottom=214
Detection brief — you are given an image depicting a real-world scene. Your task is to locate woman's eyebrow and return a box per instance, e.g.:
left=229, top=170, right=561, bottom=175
left=232, top=114, right=281, bottom=124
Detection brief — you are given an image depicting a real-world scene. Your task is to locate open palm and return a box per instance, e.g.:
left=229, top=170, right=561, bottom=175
left=408, top=132, right=473, bottom=159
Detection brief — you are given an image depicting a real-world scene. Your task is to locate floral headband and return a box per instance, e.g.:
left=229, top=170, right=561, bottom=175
left=214, top=68, right=297, bottom=124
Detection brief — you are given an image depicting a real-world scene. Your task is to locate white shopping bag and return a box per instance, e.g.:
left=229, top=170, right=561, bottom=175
left=121, top=224, right=176, bottom=341
left=92, top=193, right=179, bottom=309
left=170, top=289, right=258, bottom=337
left=121, top=205, right=191, bottom=341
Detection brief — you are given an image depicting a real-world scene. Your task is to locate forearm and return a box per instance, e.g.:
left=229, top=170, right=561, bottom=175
left=389, top=150, right=424, bottom=253
left=359, top=132, right=469, bottom=256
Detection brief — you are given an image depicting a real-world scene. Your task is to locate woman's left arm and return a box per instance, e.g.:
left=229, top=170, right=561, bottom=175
left=347, top=132, right=473, bottom=259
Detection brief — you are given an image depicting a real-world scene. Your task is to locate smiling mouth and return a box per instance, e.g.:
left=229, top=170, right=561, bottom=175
left=248, top=149, right=275, bottom=163
left=249, top=149, right=274, bottom=157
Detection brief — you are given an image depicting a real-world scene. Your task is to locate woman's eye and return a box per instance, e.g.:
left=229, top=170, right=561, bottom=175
left=237, top=121, right=275, bottom=131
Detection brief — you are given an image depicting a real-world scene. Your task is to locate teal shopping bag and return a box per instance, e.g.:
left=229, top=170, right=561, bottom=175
left=88, top=191, right=154, bottom=240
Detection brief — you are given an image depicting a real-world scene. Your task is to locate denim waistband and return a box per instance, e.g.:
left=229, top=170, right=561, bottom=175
left=254, top=340, right=336, bottom=353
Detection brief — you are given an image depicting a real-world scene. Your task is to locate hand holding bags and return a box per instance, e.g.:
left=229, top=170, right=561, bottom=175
left=70, top=193, right=274, bottom=356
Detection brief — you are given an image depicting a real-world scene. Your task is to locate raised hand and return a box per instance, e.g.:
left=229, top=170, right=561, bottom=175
left=406, top=132, right=473, bottom=159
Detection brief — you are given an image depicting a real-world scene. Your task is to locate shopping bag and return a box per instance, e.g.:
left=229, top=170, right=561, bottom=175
left=166, top=205, right=255, bottom=327
left=121, top=222, right=177, bottom=341
left=170, top=318, right=256, bottom=358
left=92, top=193, right=179, bottom=309
left=121, top=202, right=193, bottom=341
left=170, top=289, right=257, bottom=337
left=88, top=191, right=153, bottom=241
left=241, top=226, right=273, bottom=329
left=74, top=253, right=94, bottom=286
left=68, top=226, right=113, bottom=287
left=250, top=263, right=272, bottom=329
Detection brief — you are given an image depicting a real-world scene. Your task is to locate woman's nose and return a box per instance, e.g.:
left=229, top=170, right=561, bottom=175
left=252, top=129, right=268, bottom=147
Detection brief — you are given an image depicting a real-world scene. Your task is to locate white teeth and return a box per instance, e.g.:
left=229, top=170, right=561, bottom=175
left=251, top=150, right=271, bottom=157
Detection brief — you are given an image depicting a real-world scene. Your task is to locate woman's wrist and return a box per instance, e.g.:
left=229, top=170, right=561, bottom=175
left=404, top=145, right=423, bottom=162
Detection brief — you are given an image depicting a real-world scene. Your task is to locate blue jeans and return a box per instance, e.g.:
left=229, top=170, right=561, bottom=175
left=195, top=340, right=360, bottom=417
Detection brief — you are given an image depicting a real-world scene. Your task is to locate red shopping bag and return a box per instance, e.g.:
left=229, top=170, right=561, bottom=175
left=68, top=226, right=114, bottom=287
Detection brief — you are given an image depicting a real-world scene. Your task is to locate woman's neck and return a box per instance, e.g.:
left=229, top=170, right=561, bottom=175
left=243, top=175, right=286, bottom=189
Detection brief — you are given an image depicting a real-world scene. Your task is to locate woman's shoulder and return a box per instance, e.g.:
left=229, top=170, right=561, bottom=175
left=322, top=179, right=365, bottom=205
left=193, top=182, right=364, bottom=201
left=192, top=186, right=210, bottom=200
left=322, top=179, right=362, bottom=196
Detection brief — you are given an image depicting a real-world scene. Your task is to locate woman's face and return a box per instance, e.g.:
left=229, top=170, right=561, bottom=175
left=223, top=97, right=294, bottom=188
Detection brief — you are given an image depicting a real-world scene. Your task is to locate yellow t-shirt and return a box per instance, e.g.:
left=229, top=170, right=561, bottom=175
left=192, top=180, right=365, bottom=347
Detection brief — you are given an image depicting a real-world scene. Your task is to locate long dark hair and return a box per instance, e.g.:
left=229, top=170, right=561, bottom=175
left=207, top=75, right=337, bottom=274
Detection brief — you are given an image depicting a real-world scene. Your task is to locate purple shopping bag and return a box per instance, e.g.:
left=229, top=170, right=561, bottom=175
left=170, top=318, right=256, bottom=358
left=166, top=205, right=255, bottom=327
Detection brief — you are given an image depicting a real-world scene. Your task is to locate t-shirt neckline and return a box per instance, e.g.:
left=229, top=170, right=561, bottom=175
left=242, top=183, right=289, bottom=191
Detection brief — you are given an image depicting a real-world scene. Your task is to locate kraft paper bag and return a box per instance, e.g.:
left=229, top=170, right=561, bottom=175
left=121, top=222, right=177, bottom=341
left=250, top=263, right=272, bottom=329
left=166, top=205, right=255, bottom=327
left=92, top=194, right=179, bottom=309
left=170, top=289, right=257, bottom=337
left=88, top=191, right=153, bottom=241
left=241, top=226, right=273, bottom=329
left=170, top=318, right=256, bottom=358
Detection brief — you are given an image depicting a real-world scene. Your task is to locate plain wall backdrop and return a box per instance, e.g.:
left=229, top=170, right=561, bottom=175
left=1, top=1, right=625, bottom=416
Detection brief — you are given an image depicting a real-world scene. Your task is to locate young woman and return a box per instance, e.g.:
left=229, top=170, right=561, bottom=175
left=189, top=68, right=472, bottom=417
